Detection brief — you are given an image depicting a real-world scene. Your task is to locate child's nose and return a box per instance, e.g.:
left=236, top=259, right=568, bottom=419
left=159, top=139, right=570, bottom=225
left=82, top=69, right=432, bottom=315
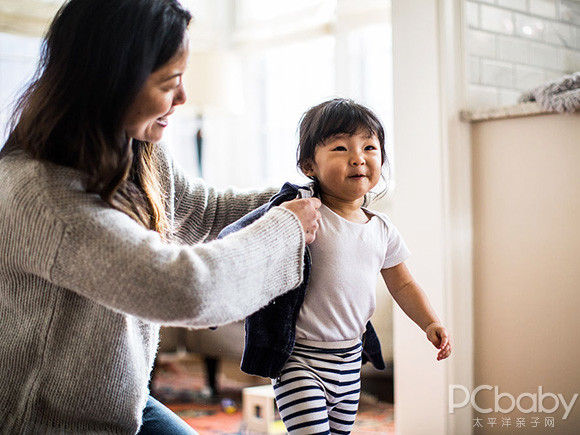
left=350, top=153, right=365, bottom=166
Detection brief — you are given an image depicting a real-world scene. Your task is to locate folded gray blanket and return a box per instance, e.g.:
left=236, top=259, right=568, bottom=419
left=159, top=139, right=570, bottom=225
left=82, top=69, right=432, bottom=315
left=519, top=71, right=580, bottom=113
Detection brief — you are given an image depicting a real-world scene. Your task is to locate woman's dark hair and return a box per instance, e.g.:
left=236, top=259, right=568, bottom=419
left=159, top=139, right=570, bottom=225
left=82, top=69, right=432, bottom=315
left=297, top=98, right=389, bottom=200
left=1, top=0, right=192, bottom=237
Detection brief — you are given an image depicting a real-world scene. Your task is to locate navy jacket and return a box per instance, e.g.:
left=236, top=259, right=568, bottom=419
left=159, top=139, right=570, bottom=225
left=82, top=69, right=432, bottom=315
left=218, top=183, right=386, bottom=378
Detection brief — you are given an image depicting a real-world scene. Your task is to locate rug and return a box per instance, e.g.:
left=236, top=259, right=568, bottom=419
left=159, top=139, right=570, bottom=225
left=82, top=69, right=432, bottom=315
left=151, top=356, right=395, bottom=434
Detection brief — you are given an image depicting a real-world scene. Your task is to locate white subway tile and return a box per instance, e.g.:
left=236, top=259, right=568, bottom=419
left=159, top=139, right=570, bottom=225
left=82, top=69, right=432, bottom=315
left=543, top=69, right=568, bottom=81
left=465, top=0, right=580, bottom=108
left=499, top=89, right=522, bottom=105
left=544, top=21, right=573, bottom=47
left=514, top=13, right=546, bottom=40
left=529, top=0, right=557, bottom=19
left=560, top=0, right=580, bottom=25
left=497, top=0, right=527, bottom=12
left=562, top=48, right=580, bottom=71
left=469, top=56, right=482, bottom=84
left=498, top=35, right=529, bottom=63
left=481, top=5, right=515, bottom=34
left=544, top=71, right=568, bottom=83
left=516, top=64, right=549, bottom=89
left=570, top=26, right=580, bottom=49
left=467, top=85, right=500, bottom=109
left=467, top=29, right=498, bottom=57
left=528, top=41, right=563, bottom=69
left=466, top=2, right=480, bottom=28
left=481, top=59, right=515, bottom=86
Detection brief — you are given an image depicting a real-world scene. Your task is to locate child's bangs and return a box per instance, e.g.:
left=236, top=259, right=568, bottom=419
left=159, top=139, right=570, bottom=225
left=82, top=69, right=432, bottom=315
left=318, top=105, right=381, bottom=144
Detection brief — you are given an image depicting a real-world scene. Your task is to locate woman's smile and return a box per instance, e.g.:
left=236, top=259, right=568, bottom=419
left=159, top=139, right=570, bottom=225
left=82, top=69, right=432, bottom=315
left=123, top=45, right=188, bottom=142
left=156, top=108, right=175, bottom=128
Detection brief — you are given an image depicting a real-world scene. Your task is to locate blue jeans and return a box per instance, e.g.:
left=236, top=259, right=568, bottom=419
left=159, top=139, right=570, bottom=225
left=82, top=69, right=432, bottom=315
left=138, top=395, right=198, bottom=435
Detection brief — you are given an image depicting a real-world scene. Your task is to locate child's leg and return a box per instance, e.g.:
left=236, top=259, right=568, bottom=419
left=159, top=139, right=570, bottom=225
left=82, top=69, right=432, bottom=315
left=273, top=366, right=331, bottom=434
left=273, top=339, right=363, bottom=434
left=326, top=343, right=362, bottom=434
left=327, top=396, right=360, bottom=434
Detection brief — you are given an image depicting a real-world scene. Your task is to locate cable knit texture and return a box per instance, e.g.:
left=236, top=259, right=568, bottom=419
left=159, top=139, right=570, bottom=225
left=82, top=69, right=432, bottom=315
left=0, top=145, right=304, bottom=434
left=519, top=71, right=580, bottom=113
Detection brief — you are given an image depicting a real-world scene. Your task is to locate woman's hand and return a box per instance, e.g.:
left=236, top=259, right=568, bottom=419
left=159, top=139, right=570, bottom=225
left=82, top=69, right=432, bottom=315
left=425, top=322, right=452, bottom=361
left=280, top=198, right=321, bottom=244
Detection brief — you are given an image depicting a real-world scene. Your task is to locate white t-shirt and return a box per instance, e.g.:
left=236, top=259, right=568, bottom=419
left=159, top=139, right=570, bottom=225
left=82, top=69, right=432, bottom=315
left=295, top=204, right=411, bottom=342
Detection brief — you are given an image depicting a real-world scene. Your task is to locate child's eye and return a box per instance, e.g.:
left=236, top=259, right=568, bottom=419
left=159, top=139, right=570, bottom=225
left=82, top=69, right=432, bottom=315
left=331, top=146, right=347, bottom=151
left=365, top=145, right=377, bottom=150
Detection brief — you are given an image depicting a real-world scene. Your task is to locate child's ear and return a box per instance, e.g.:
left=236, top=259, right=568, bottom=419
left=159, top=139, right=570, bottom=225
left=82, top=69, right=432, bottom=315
left=301, top=159, right=316, bottom=177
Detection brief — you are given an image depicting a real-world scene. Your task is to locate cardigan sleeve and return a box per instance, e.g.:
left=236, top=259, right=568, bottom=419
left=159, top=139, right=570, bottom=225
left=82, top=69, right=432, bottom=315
left=50, top=200, right=305, bottom=328
left=158, top=145, right=277, bottom=244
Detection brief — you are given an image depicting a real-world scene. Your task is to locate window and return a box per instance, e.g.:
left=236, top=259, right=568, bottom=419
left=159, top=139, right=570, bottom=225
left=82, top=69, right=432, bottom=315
left=0, top=1, right=394, bottom=192
left=176, top=0, right=392, bottom=190
left=0, top=32, right=42, bottom=146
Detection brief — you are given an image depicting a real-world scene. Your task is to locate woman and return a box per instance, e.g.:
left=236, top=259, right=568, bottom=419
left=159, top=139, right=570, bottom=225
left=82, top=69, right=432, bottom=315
left=0, top=0, right=320, bottom=433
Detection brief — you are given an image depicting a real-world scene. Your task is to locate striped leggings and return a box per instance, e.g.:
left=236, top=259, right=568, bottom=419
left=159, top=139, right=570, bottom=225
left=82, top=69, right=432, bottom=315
left=272, top=339, right=363, bottom=435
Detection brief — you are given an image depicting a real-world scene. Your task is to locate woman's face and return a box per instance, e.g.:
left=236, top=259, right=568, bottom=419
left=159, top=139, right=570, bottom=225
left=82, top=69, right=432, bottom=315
left=123, top=44, right=189, bottom=143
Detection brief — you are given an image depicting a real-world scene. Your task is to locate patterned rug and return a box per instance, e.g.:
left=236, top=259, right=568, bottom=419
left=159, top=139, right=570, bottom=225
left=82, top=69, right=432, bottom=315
left=151, top=355, right=395, bottom=434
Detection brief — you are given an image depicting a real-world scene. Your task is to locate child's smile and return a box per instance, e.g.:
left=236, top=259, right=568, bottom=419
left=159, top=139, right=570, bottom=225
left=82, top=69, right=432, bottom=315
left=348, top=172, right=368, bottom=180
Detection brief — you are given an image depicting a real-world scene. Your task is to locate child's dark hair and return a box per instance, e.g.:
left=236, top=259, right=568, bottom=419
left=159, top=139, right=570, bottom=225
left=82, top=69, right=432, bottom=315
left=297, top=98, right=389, bottom=200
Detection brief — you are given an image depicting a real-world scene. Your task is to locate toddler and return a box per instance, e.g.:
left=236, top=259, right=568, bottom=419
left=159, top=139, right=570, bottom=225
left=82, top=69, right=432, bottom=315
left=221, top=98, right=451, bottom=434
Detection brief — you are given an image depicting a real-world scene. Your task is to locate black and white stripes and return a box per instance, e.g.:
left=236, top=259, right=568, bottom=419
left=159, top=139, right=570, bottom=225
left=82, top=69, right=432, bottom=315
left=272, top=339, right=363, bottom=434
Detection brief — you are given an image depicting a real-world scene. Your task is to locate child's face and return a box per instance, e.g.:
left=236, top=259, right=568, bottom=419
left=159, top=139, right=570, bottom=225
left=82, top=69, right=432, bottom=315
left=303, top=129, right=382, bottom=203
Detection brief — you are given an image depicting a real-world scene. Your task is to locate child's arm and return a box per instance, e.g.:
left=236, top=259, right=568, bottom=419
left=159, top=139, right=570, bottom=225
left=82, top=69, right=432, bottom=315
left=381, top=262, right=452, bottom=361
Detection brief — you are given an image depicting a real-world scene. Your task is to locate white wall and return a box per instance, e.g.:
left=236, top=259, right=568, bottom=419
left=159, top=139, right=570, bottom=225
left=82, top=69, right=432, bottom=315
left=392, top=1, right=474, bottom=434
left=392, top=1, right=453, bottom=433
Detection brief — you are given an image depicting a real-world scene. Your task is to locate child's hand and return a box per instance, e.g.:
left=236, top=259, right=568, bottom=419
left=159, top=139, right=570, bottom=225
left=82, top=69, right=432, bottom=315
left=425, top=323, right=452, bottom=361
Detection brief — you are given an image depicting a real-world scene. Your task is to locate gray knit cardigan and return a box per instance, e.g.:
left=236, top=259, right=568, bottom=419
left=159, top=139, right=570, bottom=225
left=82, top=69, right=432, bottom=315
left=0, top=145, right=304, bottom=434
